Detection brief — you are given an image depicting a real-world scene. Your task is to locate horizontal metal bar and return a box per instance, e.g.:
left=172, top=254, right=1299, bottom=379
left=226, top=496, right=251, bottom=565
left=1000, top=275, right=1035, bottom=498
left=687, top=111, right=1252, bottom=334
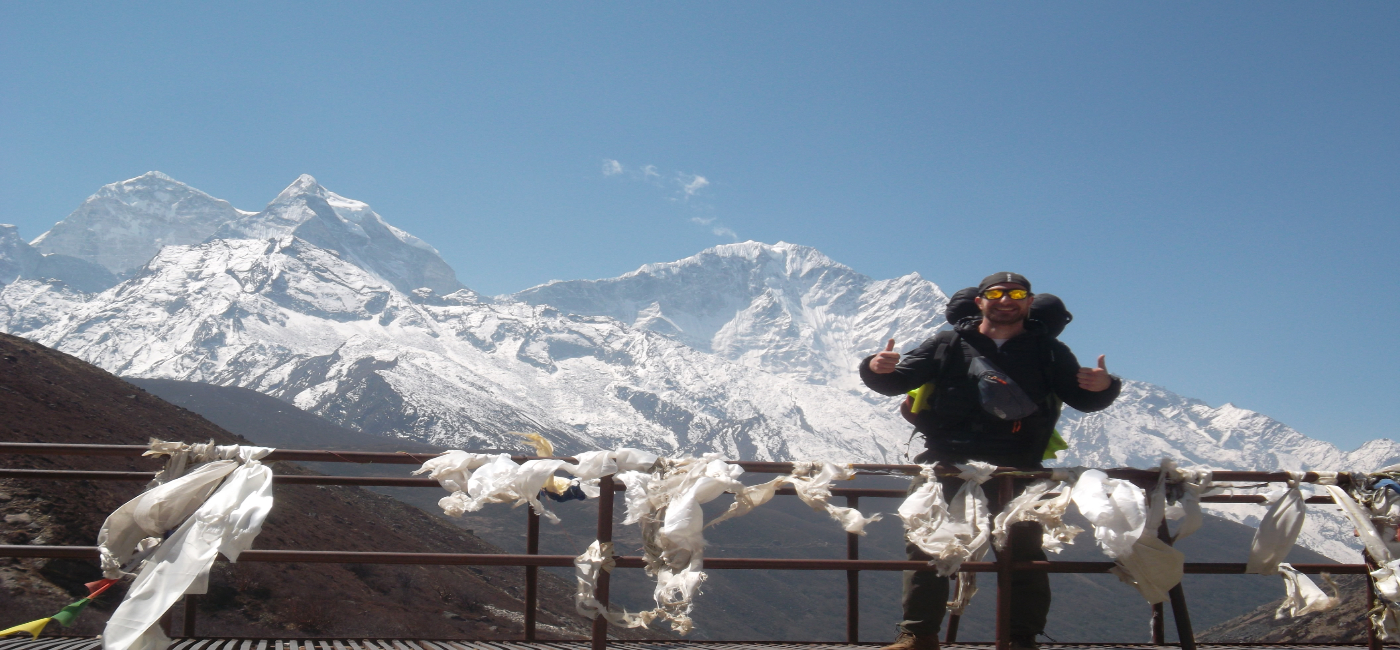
left=1, top=546, right=1367, bottom=575
left=0, top=469, right=156, bottom=481
left=0, top=444, right=1357, bottom=485
left=0, top=469, right=1345, bottom=504
left=0, top=468, right=443, bottom=487
left=0, top=443, right=462, bottom=465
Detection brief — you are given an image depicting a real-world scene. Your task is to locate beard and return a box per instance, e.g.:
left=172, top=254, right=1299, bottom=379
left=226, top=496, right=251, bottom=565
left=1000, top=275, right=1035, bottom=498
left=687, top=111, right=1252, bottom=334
left=982, top=308, right=1027, bottom=325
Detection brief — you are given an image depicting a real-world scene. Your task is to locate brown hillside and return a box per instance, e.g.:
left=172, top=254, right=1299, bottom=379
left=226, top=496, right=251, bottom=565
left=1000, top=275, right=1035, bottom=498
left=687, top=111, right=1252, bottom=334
left=1199, top=574, right=1370, bottom=643
left=0, top=331, right=628, bottom=640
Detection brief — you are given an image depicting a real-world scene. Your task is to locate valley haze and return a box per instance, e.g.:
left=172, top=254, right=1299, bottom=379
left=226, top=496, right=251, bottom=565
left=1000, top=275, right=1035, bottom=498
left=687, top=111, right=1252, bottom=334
left=1, top=171, right=1393, bottom=564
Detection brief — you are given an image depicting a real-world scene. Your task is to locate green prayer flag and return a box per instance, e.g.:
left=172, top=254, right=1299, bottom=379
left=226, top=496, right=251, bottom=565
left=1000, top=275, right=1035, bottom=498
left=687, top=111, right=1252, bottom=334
left=50, top=599, right=90, bottom=627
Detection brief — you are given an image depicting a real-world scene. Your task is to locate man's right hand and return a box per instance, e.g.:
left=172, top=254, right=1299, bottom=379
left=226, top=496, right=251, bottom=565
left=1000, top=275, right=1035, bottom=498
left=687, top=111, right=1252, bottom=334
left=869, top=339, right=900, bottom=374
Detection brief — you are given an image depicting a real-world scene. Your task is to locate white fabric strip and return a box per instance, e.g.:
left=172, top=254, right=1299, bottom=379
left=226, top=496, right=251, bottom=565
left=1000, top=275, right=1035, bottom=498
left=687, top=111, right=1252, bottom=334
left=101, top=442, right=275, bottom=650
left=898, top=461, right=996, bottom=577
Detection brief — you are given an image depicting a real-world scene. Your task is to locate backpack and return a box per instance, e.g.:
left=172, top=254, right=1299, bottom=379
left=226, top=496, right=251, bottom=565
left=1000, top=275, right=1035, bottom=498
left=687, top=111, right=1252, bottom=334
left=899, top=287, right=1074, bottom=460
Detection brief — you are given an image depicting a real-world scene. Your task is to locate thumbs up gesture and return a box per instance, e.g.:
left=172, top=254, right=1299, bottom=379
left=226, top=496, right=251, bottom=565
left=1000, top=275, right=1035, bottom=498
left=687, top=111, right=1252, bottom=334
left=869, top=339, right=900, bottom=374
left=1077, top=355, right=1112, bottom=391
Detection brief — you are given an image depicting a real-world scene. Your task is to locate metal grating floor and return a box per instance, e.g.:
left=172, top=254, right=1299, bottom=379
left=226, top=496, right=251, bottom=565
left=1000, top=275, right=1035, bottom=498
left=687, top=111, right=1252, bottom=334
left=0, top=640, right=1377, bottom=650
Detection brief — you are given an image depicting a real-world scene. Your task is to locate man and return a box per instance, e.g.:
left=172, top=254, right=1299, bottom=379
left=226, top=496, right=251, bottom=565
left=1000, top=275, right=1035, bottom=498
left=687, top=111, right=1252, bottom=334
left=860, top=272, right=1121, bottom=650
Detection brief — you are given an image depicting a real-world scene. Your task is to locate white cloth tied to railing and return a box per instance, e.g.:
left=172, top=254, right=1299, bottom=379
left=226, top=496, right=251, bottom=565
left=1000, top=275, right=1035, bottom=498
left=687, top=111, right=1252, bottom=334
left=1245, top=470, right=1339, bottom=619
left=898, top=461, right=996, bottom=577
left=99, top=440, right=275, bottom=650
left=420, top=444, right=1364, bottom=630
left=1325, top=470, right=1400, bottom=640
left=413, top=448, right=660, bottom=522
left=1069, top=467, right=1181, bottom=604
left=992, top=472, right=1082, bottom=554
left=606, top=454, right=746, bottom=633
left=419, top=447, right=883, bottom=634
left=707, top=460, right=882, bottom=534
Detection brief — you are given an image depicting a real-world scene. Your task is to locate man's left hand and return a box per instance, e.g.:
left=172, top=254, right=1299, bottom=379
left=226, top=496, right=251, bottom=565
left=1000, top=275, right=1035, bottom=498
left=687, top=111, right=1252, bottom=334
left=1078, top=355, right=1112, bottom=392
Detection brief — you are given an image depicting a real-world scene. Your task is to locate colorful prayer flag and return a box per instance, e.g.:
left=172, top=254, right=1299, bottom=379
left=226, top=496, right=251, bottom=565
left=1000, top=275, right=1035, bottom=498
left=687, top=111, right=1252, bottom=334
left=86, top=578, right=118, bottom=599
left=0, top=617, right=51, bottom=638
left=0, top=577, right=121, bottom=637
left=50, top=599, right=91, bottom=627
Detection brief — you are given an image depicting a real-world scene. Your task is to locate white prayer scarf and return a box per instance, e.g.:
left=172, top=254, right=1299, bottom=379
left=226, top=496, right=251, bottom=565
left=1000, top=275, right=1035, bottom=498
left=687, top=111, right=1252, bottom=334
left=898, top=461, right=996, bottom=577
left=101, top=443, right=274, bottom=650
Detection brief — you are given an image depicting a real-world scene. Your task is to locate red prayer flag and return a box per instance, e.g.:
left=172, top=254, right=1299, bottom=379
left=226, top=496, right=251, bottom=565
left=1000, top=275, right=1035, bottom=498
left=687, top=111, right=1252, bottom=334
left=85, top=578, right=118, bottom=599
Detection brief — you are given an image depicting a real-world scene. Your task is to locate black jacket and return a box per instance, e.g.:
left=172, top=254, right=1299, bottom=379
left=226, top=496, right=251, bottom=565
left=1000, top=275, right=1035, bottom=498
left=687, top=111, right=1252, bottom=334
left=860, top=318, right=1121, bottom=467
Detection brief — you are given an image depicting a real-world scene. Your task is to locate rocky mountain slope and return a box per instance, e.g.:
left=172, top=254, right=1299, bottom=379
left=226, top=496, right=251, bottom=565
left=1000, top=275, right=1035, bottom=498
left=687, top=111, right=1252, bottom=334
left=1198, top=575, right=1368, bottom=643
left=2, top=172, right=1396, bottom=565
left=0, top=331, right=615, bottom=640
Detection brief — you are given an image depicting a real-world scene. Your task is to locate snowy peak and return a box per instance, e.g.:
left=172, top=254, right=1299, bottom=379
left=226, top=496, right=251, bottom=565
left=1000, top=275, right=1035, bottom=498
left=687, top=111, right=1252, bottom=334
left=516, top=241, right=947, bottom=388
left=0, top=225, right=41, bottom=284
left=628, top=241, right=850, bottom=279
left=1, top=224, right=118, bottom=293
left=31, top=172, right=244, bottom=277
left=211, top=176, right=463, bottom=295
left=273, top=173, right=323, bottom=202
left=29, top=172, right=463, bottom=297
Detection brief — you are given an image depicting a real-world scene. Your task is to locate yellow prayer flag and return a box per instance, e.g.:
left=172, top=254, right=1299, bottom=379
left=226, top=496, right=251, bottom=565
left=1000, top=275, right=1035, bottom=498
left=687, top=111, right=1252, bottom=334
left=0, top=617, right=51, bottom=638
left=511, top=432, right=554, bottom=458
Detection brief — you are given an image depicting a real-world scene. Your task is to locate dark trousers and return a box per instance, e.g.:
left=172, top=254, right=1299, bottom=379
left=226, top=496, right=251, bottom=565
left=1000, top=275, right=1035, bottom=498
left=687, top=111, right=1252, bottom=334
left=898, top=475, right=1051, bottom=639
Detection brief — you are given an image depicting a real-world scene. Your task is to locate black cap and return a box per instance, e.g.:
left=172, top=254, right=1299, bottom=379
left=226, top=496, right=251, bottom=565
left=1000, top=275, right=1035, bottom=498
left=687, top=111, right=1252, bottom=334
left=977, top=272, right=1031, bottom=293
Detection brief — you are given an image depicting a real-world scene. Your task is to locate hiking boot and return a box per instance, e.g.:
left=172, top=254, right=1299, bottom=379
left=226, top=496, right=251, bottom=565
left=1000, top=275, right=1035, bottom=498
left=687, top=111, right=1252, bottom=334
left=880, top=632, right=939, bottom=650
left=1008, top=635, right=1040, bottom=650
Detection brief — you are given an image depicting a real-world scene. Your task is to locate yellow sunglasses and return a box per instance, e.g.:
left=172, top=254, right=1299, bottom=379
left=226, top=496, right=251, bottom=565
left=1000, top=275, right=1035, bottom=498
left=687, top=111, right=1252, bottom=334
left=982, top=288, right=1030, bottom=300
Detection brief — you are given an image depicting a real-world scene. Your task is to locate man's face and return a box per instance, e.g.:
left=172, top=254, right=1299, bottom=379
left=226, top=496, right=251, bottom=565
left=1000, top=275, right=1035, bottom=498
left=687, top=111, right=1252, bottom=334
left=974, top=283, right=1032, bottom=325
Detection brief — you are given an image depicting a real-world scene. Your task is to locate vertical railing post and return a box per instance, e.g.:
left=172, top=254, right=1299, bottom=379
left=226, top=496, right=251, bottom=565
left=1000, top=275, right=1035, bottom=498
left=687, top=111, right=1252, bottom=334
left=945, top=574, right=961, bottom=643
left=1157, top=519, right=1195, bottom=650
left=1367, top=551, right=1382, bottom=650
left=591, top=475, right=616, bottom=650
left=995, top=473, right=1014, bottom=650
left=1150, top=602, right=1164, bottom=644
left=182, top=595, right=197, bottom=637
left=845, top=494, right=860, bottom=644
left=525, top=507, right=540, bottom=640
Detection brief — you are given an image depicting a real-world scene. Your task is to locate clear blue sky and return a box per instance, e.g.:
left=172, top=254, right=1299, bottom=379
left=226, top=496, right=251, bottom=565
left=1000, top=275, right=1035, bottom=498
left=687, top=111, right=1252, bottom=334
left=2, top=2, right=1397, bottom=451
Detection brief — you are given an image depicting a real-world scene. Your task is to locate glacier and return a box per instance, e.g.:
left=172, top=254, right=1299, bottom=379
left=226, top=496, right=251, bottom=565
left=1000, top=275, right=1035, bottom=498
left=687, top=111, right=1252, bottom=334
left=2, top=171, right=1396, bottom=564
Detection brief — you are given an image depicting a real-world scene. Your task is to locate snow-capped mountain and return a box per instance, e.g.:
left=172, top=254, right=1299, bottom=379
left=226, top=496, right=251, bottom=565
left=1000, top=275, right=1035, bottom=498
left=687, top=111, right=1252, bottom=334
left=25, top=171, right=463, bottom=296
left=515, top=242, right=948, bottom=392
left=210, top=174, right=464, bottom=295
left=2, top=172, right=1395, bottom=562
left=1, top=223, right=117, bottom=293
left=1, top=236, right=903, bottom=461
left=30, top=171, right=246, bottom=279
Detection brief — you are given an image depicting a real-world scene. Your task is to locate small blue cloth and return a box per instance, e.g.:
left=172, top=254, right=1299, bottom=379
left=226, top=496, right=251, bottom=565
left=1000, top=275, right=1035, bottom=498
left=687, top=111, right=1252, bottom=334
left=1375, top=479, right=1400, bottom=496
left=542, top=484, right=589, bottom=502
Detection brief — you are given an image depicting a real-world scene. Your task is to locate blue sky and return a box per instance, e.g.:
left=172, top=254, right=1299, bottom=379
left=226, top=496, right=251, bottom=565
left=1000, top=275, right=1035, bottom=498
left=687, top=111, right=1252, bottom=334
left=2, top=2, right=1397, bottom=451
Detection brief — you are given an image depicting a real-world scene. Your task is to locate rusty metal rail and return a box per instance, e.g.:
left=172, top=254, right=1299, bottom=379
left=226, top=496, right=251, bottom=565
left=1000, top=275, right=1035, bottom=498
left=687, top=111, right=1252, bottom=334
left=0, top=545, right=1367, bottom=576
left=0, top=442, right=1377, bottom=650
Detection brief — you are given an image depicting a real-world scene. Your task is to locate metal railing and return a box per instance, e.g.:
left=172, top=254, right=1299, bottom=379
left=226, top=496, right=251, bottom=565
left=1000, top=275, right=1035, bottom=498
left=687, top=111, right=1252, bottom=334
left=0, top=443, right=1380, bottom=650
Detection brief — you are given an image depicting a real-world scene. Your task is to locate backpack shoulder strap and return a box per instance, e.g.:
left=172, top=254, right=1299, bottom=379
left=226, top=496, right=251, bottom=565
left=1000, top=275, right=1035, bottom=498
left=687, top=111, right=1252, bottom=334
left=907, top=331, right=963, bottom=414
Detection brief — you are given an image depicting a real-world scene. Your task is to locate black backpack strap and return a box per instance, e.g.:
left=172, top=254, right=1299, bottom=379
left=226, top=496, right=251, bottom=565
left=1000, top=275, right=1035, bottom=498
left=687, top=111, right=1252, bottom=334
left=937, top=331, right=966, bottom=387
